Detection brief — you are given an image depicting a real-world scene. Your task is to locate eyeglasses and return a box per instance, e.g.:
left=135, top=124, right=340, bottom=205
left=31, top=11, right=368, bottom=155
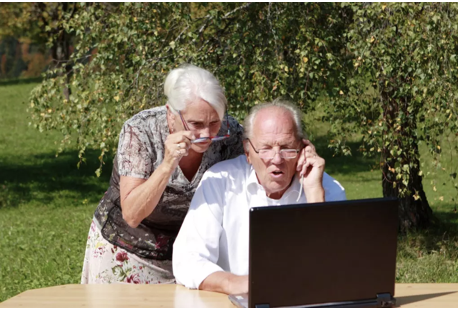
left=178, top=107, right=230, bottom=144
left=246, top=138, right=300, bottom=159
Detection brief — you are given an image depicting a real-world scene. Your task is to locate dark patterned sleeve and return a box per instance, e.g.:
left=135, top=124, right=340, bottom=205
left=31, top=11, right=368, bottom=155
left=117, top=122, right=154, bottom=179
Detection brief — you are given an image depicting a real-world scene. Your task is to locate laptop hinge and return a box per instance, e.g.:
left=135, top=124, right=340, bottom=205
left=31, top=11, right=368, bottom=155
left=377, top=293, right=396, bottom=308
left=254, top=304, right=270, bottom=308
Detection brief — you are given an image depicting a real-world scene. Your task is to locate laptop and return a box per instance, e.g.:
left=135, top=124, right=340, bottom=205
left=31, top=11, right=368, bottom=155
left=229, top=197, right=399, bottom=308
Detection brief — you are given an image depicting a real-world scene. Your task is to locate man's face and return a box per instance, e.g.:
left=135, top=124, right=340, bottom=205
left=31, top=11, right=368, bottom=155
left=246, top=107, right=301, bottom=200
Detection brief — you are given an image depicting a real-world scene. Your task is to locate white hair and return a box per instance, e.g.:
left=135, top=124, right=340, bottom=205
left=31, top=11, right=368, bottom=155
left=164, top=63, right=227, bottom=120
left=243, top=98, right=305, bottom=143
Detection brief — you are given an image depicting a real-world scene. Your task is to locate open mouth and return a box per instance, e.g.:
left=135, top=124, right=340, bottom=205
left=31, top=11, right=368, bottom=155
left=271, top=170, right=284, bottom=177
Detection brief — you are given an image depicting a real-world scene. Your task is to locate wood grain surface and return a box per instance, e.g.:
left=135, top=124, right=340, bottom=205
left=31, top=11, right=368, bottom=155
left=2, top=283, right=458, bottom=308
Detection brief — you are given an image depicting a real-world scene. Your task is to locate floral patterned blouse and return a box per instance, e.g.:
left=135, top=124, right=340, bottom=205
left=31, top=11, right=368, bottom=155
left=93, top=106, right=245, bottom=261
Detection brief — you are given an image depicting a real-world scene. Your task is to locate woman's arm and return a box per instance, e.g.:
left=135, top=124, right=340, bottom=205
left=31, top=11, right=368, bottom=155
left=120, top=162, right=174, bottom=228
left=119, top=130, right=194, bottom=228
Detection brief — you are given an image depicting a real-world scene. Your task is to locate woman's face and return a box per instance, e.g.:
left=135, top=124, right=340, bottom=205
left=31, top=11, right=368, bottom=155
left=174, top=98, right=222, bottom=153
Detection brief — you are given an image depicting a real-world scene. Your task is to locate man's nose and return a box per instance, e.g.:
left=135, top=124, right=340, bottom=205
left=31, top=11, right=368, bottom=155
left=271, top=151, right=284, bottom=164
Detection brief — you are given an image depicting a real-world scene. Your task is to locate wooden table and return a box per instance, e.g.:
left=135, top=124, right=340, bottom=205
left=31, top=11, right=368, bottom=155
left=2, top=283, right=458, bottom=308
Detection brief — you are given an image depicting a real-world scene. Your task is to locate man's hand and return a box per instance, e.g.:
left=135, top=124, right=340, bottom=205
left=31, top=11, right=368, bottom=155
left=296, top=139, right=325, bottom=203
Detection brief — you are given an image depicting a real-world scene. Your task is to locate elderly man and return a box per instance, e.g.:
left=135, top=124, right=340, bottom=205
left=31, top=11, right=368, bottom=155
left=173, top=99, right=346, bottom=295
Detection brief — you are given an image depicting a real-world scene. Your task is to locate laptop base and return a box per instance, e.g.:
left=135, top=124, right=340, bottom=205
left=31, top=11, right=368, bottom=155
left=230, top=293, right=396, bottom=308
left=290, top=293, right=396, bottom=308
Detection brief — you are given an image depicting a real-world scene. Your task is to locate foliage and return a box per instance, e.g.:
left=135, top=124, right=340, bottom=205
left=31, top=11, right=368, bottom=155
left=326, top=3, right=458, bottom=230
left=0, top=3, right=43, bottom=44
left=333, top=2, right=458, bottom=195
left=28, top=2, right=350, bottom=176
left=0, top=3, right=62, bottom=47
left=27, top=3, right=458, bottom=229
left=0, top=3, right=76, bottom=80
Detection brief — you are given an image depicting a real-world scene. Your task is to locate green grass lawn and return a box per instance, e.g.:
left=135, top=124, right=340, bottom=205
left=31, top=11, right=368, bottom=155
left=0, top=82, right=113, bottom=302
left=1, top=83, right=457, bottom=302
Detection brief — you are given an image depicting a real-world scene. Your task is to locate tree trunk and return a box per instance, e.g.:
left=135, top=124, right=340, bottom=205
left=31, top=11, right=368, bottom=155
left=49, top=2, right=73, bottom=100
left=51, top=30, right=72, bottom=100
left=382, top=145, right=433, bottom=233
left=381, top=93, right=433, bottom=233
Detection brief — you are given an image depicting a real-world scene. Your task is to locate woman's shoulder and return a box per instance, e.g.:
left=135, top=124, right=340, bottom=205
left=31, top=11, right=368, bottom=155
left=123, top=106, right=167, bottom=128
left=227, top=114, right=242, bottom=130
left=222, top=114, right=244, bottom=142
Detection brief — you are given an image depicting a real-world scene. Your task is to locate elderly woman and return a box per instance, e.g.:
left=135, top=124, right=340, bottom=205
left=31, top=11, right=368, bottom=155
left=81, top=64, right=245, bottom=284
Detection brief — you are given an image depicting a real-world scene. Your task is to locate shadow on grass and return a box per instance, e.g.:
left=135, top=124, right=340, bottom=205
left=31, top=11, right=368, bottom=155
left=398, top=208, right=458, bottom=260
left=312, top=135, right=458, bottom=257
left=0, top=135, right=376, bottom=209
left=0, top=77, right=43, bottom=86
left=311, top=135, right=378, bottom=176
left=0, top=149, right=114, bottom=208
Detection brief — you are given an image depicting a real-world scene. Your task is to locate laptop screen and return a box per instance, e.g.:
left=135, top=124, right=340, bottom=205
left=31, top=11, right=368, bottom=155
left=248, top=198, right=398, bottom=308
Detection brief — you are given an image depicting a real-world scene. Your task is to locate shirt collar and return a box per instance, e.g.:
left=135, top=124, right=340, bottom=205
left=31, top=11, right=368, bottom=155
left=281, top=174, right=304, bottom=202
left=246, top=164, right=260, bottom=194
left=246, top=164, right=305, bottom=203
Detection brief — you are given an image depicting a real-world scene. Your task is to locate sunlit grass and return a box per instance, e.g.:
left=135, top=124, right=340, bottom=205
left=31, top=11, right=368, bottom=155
left=0, top=83, right=112, bottom=302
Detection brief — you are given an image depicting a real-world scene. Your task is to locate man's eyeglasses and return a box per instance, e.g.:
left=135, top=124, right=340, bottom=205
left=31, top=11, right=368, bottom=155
left=246, top=138, right=300, bottom=159
left=178, top=107, right=230, bottom=144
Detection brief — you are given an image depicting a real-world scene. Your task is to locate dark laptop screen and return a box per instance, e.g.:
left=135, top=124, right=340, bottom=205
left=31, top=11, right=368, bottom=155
left=248, top=198, right=398, bottom=308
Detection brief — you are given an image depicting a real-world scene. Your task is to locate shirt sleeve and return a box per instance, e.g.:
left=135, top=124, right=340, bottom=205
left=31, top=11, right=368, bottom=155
left=116, top=122, right=154, bottom=179
left=173, top=168, right=226, bottom=289
left=323, top=173, right=347, bottom=202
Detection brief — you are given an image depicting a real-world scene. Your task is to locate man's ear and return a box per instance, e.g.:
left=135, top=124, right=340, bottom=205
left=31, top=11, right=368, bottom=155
left=244, top=141, right=251, bottom=164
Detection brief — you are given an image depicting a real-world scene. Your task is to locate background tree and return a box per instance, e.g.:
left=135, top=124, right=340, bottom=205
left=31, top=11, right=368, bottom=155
left=327, top=2, right=458, bottom=231
left=28, top=2, right=350, bottom=176
left=0, top=3, right=75, bottom=88
left=28, top=2, right=457, bottom=231
left=0, top=3, right=45, bottom=79
left=0, top=3, right=46, bottom=46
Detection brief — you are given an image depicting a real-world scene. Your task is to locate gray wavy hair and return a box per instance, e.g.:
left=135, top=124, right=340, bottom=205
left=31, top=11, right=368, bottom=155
left=243, top=98, right=304, bottom=146
left=164, top=63, right=227, bottom=120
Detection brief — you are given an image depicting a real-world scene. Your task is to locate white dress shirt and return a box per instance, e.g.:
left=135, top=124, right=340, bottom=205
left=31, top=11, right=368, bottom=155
left=173, top=155, right=346, bottom=289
